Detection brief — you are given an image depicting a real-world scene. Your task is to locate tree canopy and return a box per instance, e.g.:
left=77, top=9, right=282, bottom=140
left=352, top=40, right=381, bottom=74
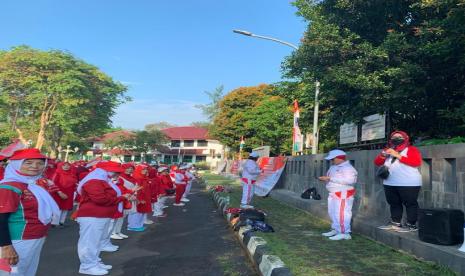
left=0, top=46, right=128, bottom=155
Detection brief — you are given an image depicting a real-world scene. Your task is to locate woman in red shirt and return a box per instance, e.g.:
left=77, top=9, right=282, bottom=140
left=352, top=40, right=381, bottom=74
left=0, top=149, right=60, bottom=276
left=127, top=165, right=152, bottom=231
left=75, top=161, right=129, bottom=276
left=51, top=162, right=78, bottom=226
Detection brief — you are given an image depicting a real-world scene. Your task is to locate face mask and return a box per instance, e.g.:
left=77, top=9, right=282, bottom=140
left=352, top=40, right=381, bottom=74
left=391, top=137, right=405, bottom=146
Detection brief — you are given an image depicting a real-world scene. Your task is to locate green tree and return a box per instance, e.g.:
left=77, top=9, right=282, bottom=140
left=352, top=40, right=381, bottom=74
left=195, top=85, right=224, bottom=122
left=0, top=46, right=128, bottom=152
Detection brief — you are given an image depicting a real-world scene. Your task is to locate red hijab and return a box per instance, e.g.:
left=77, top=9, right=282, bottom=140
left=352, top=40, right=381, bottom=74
left=56, top=162, right=76, bottom=176
left=388, top=130, right=410, bottom=152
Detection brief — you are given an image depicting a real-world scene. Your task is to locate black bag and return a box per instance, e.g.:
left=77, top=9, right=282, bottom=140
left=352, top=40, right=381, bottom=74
left=239, top=209, right=266, bottom=222
left=165, top=188, right=176, bottom=195
left=301, top=187, right=321, bottom=200
left=418, top=208, right=464, bottom=245
left=376, top=157, right=397, bottom=179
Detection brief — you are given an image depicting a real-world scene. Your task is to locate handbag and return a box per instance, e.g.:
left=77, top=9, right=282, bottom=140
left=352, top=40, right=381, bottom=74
left=376, top=156, right=397, bottom=179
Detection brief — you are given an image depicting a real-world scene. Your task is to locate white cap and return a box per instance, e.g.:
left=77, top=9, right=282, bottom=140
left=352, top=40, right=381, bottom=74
left=179, top=164, right=189, bottom=170
left=250, top=152, right=259, bottom=158
left=158, top=167, right=168, bottom=173
left=324, top=149, right=347, bottom=160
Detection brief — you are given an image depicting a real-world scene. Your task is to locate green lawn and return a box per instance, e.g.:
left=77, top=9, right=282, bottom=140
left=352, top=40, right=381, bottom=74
left=203, top=173, right=457, bottom=276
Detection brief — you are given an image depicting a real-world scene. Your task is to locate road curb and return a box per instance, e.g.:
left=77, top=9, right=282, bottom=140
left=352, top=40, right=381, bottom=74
left=211, top=190, right=292, bottom=276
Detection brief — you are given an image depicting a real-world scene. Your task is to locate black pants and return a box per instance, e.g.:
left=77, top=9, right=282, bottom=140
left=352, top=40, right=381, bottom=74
left=384, top=185, right=421, bottom=225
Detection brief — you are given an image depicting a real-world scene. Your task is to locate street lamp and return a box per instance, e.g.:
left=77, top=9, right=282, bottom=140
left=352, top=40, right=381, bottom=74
left=233, top=29, right=321, bottom=154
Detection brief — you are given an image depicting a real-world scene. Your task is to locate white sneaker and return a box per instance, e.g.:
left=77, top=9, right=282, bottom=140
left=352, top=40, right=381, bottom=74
left=98, top=263, right=112, bottom=270
left=173, top=203, right=185, bottom=206
left=240, top=204, right=254, bottom=209
left=329, top=233, right=352, bottom=240
left=321, top=230, right=338, bottom=237
left=117, top=233, right=129, bottom=239
left=101, top=245, right=119, bottom=252
left=162, top=206, right=169, bottom=209
left=181, top=198, right=190, bottom=202
left=110, top=234, right=123, bottom=240
left=144, top=219, right=154, bottom=225
left=79, top=267, right=109, bottom=275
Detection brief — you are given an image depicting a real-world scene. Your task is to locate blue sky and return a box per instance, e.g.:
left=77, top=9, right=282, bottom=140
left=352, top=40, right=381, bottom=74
left=0, top=0, right=307, bottom=129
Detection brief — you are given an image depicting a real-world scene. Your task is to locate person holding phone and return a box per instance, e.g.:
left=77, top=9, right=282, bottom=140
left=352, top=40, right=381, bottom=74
left=374, top=131, right=422, bottom=232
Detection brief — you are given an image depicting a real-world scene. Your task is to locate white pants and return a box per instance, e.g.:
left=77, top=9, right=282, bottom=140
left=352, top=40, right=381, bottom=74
left=127, top=213, right=145, bottom=229
left=183, top=181, right=193, bottom=198
left=77, top=217, right=111, bottom=271
left=112, top=213, right=128, bottom=235
left=328, top=189, right=355, bottom=234
left=241, top=181, right=255, bottom=205
left=100, top=219, right=116, bottom=249
left=5, top=238, right=46, bottom=276
left=51, top=210, right=68, bottom=225
left=152, top=202, right=164, bottom=216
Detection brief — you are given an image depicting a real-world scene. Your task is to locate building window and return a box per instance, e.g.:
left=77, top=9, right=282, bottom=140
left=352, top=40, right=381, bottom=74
left=184, top=140, right=194, bottom=147
left=197, top=140, right=208, bottom=147
left=196, top=156, right=207, bottom=162
left=171, top=140, right=180, bottom=147
left=183, top=155, right=193, bottom=163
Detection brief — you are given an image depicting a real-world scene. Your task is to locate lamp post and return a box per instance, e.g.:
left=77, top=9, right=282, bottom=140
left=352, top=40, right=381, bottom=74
left=233, top=29, right=321, bottom=154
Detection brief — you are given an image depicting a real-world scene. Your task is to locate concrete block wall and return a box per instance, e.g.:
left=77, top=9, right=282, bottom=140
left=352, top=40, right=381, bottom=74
left=278, top=143, right=465, bottom=221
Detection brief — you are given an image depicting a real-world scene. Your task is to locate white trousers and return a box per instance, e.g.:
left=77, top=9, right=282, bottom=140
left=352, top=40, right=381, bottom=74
left=77, top=217, right=111, bottom=271
left=5, top=238, right=46, bottom=276
left=100, top=219, right=116, bottom=249
left=112, top=213, right=128, bottom=235
left=152, top=202, right=164, bottom=216
left=127, top=213, right=145, bottom=229
left=183, top=181, right=193, bottom=198
left=241, top=182, right=255, bottom=205
left=51, top=210, right=68, bottom=225
left=328, top=189, right=355, bottom=234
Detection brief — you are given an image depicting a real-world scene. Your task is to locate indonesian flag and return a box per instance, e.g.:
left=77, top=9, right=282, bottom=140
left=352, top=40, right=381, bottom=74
left=240, top=136, right=245, bottom=150
left=0, top=139, right=26, bottom=158
left=293, top=100, right=303, bottom=154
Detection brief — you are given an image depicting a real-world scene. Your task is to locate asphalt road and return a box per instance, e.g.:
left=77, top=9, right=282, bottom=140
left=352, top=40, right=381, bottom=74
left=37, top=183, right=258, bottom=276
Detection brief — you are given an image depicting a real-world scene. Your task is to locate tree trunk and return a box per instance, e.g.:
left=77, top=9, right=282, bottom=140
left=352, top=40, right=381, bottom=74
left=35, top=97, right=57, bottom=150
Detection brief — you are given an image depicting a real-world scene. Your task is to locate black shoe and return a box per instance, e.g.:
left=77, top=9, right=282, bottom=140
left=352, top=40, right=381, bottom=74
left=395, top=223, right=418, bottom=233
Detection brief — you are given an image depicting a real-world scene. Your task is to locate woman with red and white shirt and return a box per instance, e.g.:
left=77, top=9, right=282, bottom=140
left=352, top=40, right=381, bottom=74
left=75, top=161, right=130, bottom=276
left=374, top=131, right=422, bottom=232
left=0, top=149, right=60, bottom=276
left=127, top=164, right=152, bottom=231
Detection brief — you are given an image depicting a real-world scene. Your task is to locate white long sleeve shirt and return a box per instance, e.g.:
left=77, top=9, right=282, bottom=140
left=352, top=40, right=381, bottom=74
left=174, top=172, right=188, bottom=185
left=241, top=159, right=261, bottom=181
left=326, top=161, right=358, bottom=193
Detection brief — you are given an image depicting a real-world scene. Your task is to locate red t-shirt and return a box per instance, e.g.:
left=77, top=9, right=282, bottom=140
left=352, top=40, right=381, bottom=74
left=0, top=182, right=50, bottom=240
left=76, top=179, right=124, bottom=218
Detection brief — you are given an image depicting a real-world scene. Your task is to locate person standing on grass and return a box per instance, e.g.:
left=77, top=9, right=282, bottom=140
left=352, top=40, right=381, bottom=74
left=375, top=130, right=422, bottom=232
left=319, top=149, right=358, bottom=241
left=240, top=152, right=262, bottom=209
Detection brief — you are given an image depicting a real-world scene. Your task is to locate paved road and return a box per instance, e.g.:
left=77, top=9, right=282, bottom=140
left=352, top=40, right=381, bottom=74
left=37, top=183, right=258, bottom=276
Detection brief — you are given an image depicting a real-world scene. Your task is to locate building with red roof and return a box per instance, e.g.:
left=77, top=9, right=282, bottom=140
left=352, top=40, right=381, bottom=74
left=158, top=126, right=225, bottom=164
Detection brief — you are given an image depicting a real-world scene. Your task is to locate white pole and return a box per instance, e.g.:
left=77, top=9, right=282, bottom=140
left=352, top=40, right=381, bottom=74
left=312, top=81, right=320, bottom=154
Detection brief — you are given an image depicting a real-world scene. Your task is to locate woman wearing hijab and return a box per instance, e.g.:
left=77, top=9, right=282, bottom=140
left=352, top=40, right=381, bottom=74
left=374, top=131, right=422, bottom=232
left=75, top=161, right=130, bottom=276
left=127, top=164, right=152, bottom=231
left=0, top=148, right=60, bottom=276
left=51, top=162, right=78, bottom=226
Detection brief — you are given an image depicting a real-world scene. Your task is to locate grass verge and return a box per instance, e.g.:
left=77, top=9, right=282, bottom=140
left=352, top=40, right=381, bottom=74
left=202, top=172, right=457, bottom=276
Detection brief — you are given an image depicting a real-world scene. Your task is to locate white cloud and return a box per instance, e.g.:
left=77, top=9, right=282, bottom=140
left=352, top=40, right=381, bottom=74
left=111, top=98, right=207, bottom=130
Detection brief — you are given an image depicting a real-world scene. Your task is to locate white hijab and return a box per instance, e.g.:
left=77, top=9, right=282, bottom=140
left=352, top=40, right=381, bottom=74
left=77, top=168, right=122, bottom=212
left=0, top=159, right=60, bottom=225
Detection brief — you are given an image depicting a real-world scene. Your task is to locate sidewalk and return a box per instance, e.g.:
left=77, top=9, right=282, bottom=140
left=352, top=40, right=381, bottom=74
left=204, top=173, right=457, bottom=276
left=37, top=182, right=258, bottom=276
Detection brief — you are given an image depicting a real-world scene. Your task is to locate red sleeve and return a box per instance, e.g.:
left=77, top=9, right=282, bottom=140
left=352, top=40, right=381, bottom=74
left=83, top=180, right=122, bottom=206
left=399, top=146, right=422, bottom=167
left=0, top=188, right=20, bottom=213
left=374, top=152, right=387, bottom=166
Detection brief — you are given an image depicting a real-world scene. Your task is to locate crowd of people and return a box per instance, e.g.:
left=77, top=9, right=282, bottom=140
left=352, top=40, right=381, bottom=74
left=0, top=148, right=198, bottom=276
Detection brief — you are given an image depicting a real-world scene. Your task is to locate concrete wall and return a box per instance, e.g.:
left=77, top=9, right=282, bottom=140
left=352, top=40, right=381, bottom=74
left=278, top=143, right=465, bottom=221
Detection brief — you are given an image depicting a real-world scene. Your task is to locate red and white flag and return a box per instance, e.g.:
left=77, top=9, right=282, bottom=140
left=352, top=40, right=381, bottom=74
left=0, top=139, right=26, bottom=158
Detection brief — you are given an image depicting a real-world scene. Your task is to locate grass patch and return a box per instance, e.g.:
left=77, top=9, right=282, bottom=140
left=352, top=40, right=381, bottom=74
left=203, top=173, right=457, bottom=276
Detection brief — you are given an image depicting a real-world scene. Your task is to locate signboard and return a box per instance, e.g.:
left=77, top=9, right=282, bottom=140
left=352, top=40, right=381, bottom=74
left=361, top=114, right=386, bottom=141
left=252, top=146, right=270, bottom=158
left=339, top=123, right=358, bottom=144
